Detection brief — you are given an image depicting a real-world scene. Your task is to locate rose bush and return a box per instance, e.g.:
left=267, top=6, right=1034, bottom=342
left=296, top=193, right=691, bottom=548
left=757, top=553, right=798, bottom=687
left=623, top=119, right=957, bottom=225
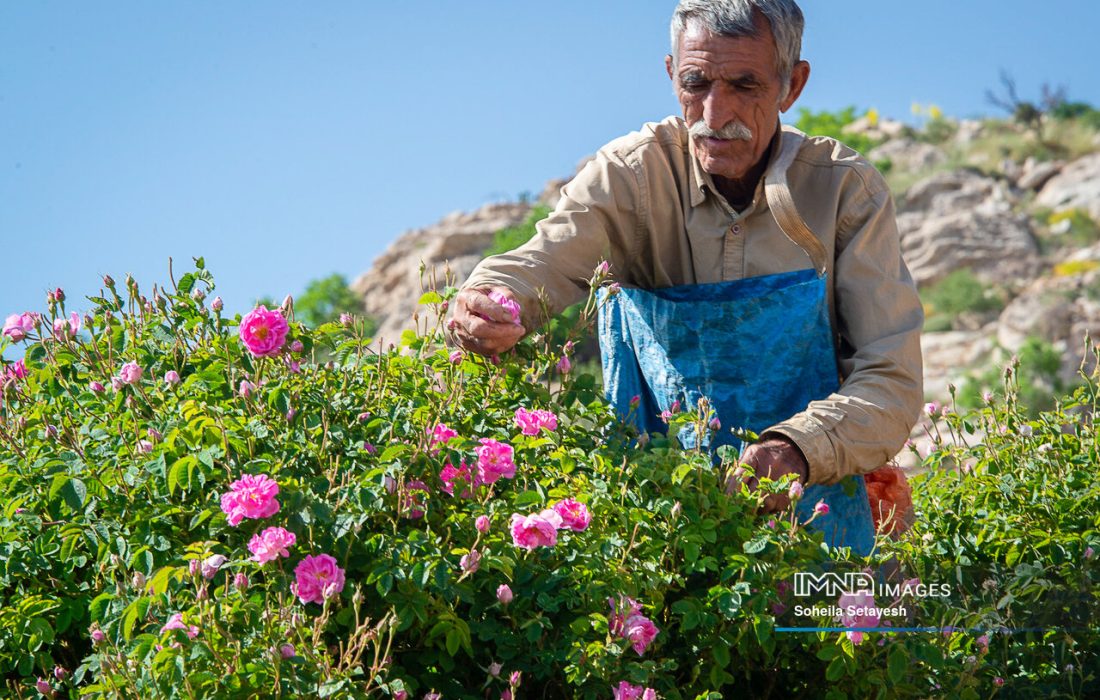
left=0, top=260, right=1096, bottom=698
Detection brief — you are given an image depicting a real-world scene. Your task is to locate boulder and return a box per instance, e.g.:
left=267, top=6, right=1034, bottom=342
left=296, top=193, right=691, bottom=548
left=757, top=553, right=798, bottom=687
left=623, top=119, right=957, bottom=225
left=897, top=170, right=1041, bottom=288
left=1016, top=157, right=1063, bottom=191
left=1035, top=152, right=1100, bottom=221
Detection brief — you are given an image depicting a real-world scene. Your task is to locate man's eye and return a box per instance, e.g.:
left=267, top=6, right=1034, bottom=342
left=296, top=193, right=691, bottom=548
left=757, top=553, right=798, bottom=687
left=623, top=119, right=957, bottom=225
left=681, top=79, right=708, bottom=92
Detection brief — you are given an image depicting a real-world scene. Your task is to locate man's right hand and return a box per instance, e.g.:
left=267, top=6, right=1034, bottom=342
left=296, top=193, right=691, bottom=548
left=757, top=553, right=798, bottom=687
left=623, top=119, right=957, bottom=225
left=449, top=287, right=526, bottom=356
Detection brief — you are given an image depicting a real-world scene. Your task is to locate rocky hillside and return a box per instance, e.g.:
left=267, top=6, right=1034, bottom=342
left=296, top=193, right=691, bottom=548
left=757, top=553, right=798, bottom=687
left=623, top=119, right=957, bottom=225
left=351, top=111, right=1100, bottom=424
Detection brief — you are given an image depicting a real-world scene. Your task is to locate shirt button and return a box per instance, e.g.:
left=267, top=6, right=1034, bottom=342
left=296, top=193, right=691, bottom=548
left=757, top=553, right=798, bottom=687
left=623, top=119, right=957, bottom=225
left=730, top=224, right=742, bottom=235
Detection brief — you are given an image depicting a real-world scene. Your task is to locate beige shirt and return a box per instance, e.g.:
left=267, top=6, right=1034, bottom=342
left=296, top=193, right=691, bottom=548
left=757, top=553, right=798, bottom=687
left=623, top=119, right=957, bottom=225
left=463, top=116, right=924, bottom=486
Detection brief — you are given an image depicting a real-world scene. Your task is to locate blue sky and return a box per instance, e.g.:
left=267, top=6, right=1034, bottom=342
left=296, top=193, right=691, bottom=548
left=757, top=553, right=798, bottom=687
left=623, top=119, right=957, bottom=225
left=2, top=1, right=1098, bottom=328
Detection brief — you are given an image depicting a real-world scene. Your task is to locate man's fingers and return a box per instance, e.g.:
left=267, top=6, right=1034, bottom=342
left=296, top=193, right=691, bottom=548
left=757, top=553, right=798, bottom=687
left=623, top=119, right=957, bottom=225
left=459, top=288, right=517, bottom=325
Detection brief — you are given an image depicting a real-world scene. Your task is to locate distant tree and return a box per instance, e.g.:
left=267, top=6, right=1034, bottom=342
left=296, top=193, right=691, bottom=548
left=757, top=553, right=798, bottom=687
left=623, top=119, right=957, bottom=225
left=986, top=70, right=1044, bottom=137
left=296, top=273, right=369, bottom=330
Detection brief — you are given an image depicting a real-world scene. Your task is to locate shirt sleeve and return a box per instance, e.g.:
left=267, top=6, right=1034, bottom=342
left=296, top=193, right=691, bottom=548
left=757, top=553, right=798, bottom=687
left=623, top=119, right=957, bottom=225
left=764, top=173, right=924, bottom=486
left=461, top=147, right=642, bottom=329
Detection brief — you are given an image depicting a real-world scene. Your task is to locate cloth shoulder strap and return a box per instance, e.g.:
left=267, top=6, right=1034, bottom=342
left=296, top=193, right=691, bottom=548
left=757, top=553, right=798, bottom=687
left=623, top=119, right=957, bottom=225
left=764, top=129, right=828, bottom=275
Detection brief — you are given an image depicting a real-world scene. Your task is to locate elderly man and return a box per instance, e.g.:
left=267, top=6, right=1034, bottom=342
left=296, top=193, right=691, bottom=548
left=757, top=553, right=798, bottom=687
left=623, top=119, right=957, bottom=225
left=450, top=0, right=922, bottom=550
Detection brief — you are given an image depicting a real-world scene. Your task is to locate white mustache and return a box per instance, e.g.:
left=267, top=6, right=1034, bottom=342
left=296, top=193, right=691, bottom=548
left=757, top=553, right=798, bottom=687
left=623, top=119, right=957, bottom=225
left=689, top=120, right=753, bottom=141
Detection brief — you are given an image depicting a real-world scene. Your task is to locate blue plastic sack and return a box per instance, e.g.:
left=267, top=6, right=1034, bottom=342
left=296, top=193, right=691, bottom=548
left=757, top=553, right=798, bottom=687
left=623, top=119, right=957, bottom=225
left=598, top=268, right=874, bottom=555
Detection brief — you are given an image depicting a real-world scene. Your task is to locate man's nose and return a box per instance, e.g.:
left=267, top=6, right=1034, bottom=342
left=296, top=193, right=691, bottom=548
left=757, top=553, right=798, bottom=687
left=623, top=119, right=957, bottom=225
left=702, top=84, right=737, bottom=131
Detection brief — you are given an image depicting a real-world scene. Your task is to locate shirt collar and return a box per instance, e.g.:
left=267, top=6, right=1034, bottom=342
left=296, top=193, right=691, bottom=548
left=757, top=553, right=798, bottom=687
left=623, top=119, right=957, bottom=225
left=688, top=122, right=798, bottom=209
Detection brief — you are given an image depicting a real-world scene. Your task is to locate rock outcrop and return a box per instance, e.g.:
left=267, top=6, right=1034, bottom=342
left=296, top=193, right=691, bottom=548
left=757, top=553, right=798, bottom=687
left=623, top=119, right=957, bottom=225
left=1036, top=152, right=1100, bottom=220
left=897, top=170, right=1042, bottom=288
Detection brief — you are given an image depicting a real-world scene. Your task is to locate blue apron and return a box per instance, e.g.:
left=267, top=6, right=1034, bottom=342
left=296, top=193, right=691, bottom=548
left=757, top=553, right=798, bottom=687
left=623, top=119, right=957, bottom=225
left=597, top=266, right=875, bottom=556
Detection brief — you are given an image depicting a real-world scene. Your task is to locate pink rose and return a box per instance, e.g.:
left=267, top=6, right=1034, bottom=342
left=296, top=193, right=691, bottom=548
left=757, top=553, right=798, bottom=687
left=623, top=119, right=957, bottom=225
left=788, top=481, right=804, bottom=501
left=460, top=549, right=481, bottom=574
left=238, top=305, right=289, bottom=357
left=552, top=499, right=591, bottom=532
left=36, top=678, right=52, bottom=697
left=2, top=312, right=39, bottom=341
left=509, top=509, right=562, bottom=550
left=612, top=682, right=657, bottom=700
left=449, top=349, right=463, bottom=364
left=249, top=526, right=297, bottom=564
left=556, top=355, right=571, bottom=374
left=475, top=515, right=491, bottom=533
left=164, top=370, right=181, bottom=385
left=837, top=591, right=879, bottom=645
left=813, top=500, right=829, bottom=516
left=513, top=407, right=558, bottom=436
left=623, top=613, right=660, bottom=655
left=89, top=380, right=105, bottom=393
left=496, top=584, right=513, bottom=604
left=440, top=460, right=476, bottom=497
left=430, top=423, right=459, bottom=450
left=161, top=613, right=199, bottom=639
left=118, top=361, right=143, bottom=385
left=608, top=596, right=643, bottom=637
left=403, top=480, right=429, bottom=519
left=293, top=553, right=346, bottom=605
left=220, top=473, right=280, bottom=527
left=476, top=438, right=516, bottom=485
left=238, top=380, right=255, bottom=397
left=137, top=440, right=153, bottom=454
left=200, top=554, right=226, bottom=579
left=280, top=644, right=295, bottom=659
left=487, top=291, right=521, bottom=324
left=234, top=572, right=249, bottom=590
left=89, top=627, right=106, bottom=644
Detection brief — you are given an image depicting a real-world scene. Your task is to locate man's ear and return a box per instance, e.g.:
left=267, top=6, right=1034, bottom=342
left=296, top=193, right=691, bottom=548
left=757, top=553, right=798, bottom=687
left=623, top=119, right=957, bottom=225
left=665, top=54, right=675, bottom=81
left=779, top=60, right=810, bottom=112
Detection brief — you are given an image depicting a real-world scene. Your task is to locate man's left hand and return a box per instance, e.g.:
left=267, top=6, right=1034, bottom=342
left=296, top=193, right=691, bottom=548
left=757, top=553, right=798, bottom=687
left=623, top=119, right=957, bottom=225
left=733, top=437, right=809, bottom=513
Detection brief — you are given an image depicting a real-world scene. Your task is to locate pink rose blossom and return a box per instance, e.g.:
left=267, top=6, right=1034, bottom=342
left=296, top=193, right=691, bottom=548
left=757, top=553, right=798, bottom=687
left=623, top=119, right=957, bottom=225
left=430, top=423, right=459, bottom=450
left=201, top=554, right=226, bottom=579
left=440, top=460, right=476, bottom=497
left=164, top=370, right=181, bottom=385
left=609, top=596, right=643, bottom=637
left=1086, top=546, right=1095, bottom=559
left=293, top=553, right=346, bottom=605
left=513, top=407, right=558, bottom=436
left=220, top=473, right=280, bottom=527
left=994, top=677, right=1004, bottom=687
left=238, top=380, right=255, bottom=397
left=924, top=401, right=941, bottom=417
left=161, top=613, right=199, bottom=639
left=496, top=584, right=513, bottom=605
left=249, top=526, right=297, bottom=563
left=837, top=591, right=879, bottom=645
left=552, top=499, right=592, bottom=532
left=476, top=438, right=516, bottom=484
left=460, top=549, right=481, bottom=574
left=622, top=614, right=660, bottom=655
left=363, top=442, right=377, bottom=454
left=137, top=440, right=153, bottom=453
left=53, top=666, right=67, bottom=681
left=510, top=509, right=562, bottom=550
left=475, top=515, right=491, bottom=533
left=401, top=480, right=430, bottom=519
left=234, top=572, right=249, bottom=590
left=813, top=500, right=829, bottom=516
left=289, top=339, right=303, bottom=353
left=89, top=380, right=105, bottom=393
left=613, top=682, right=658, bottom=700
left=110, top=376, right=123, bottom=391
left=118, top=361, right=143, bottom=385
left=238, top=306, right=289, bottom=357
left=36, top=678, right=52, bottom=696
left=788, top=481, right=804, bottom=501
left=487, top=291, right=521, bottom=324
left=556, top=355, right=571, bottom=374
left=280, top=644, right=295, bottom=658
left=488, top=662, right=503, bottom=677
left=2, top=312, right=39, bottom=341
left=449, top=349, right=463, bottom=364
left=210, top=296, right=223, bottom=312
left=52, top=317, right=68, bottom=337
left=393, top=692, right=408, bottom=700
left=340, top=312, right=354, bottom=326
left=976, top=634, right=990, bottom=651
left=90, top=627, right=106, bottom=644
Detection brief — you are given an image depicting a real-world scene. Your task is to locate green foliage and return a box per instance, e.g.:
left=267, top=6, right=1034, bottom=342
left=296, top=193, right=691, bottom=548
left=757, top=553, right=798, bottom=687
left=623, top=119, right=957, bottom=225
left=1046, top=208, right=1100, bottom=248
left=294, top=273, right=373, bottom=333
left=1049, top=101, right=1100, bottom=130
left=794, top=106, right=880, bottom=156
left=1, top=264, right=1098, bottom=697
left=921, top=269, right=1005, bottom=331
left=483, top=204, right=553, bottom=257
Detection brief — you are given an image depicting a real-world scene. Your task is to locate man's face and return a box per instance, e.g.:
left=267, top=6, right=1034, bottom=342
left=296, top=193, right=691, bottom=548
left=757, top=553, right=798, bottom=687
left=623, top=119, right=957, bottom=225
left=667, top=17, right=807, bottom=182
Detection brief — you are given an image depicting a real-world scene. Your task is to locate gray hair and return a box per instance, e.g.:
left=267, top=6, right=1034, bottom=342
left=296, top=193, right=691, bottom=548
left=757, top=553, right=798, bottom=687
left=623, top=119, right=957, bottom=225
left=670, top=0, right=804, bottom=88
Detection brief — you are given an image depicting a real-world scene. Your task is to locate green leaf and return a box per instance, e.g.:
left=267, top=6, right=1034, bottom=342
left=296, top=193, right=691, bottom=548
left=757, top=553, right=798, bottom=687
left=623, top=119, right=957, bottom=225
left=742, top=535, right=768, bottom=554
left=887, top=644, right=907, bottom=683
left=59, top=477, right=87, bottom=512
left=513, top=490, right=543, bottom=508
left=418, top=291, right=443, bottom=305
left=826, top=655, right=846, bottom=682
left=177, top=273, right=196, bottom=294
